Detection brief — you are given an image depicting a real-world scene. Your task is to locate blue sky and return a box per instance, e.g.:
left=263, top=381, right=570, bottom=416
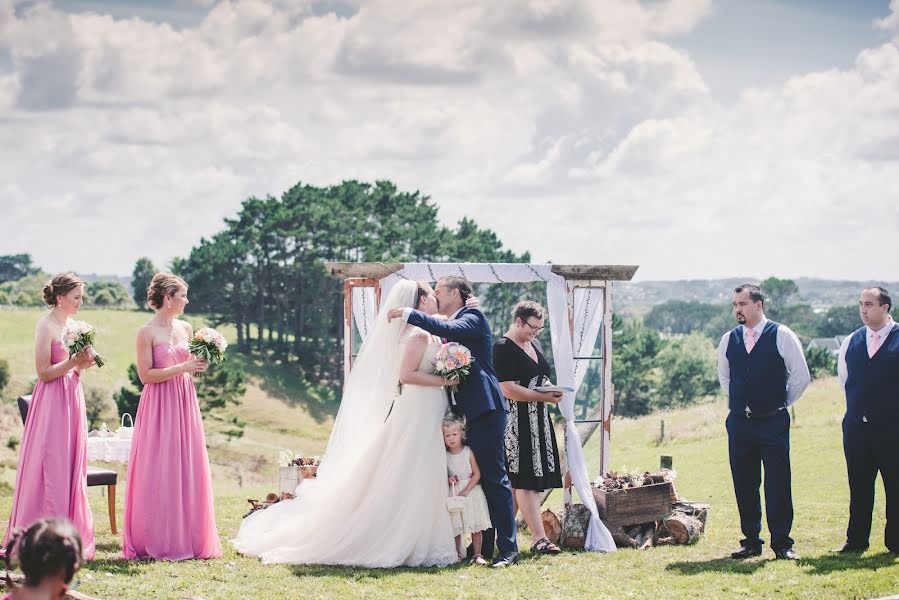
left=1, top=0, right=897, bottom=280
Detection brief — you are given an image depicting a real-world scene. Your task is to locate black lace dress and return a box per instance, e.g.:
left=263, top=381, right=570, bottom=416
left=493, top=337, right=563, bottom=492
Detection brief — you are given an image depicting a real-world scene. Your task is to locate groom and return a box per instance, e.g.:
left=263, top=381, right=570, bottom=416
left=388, top=276, right=520, bottom=567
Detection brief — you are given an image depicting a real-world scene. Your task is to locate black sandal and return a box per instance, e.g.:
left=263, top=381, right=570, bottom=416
left=531, top=538, right=562, bottom=554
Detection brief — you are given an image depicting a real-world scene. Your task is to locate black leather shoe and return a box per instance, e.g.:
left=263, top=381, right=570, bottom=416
left=730, top=546, right=762, bottom=559
left=773, top=548, right=799, bottom=560
left=491, top=551, right=520, bottom=568
left=830, top=543, right=868, bottom=553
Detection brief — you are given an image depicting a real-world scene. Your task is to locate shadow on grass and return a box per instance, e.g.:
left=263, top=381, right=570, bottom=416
left=801, top=551, right=898, bottom=574
left=231, top=353, right=338, bottom=423
left=666, top=557, right=769, bottom=575
left=94, top=542, right=124, bottom=554
left=289, top=561, right=470, bottom=579
left=80, top=558, right=144, bottom=576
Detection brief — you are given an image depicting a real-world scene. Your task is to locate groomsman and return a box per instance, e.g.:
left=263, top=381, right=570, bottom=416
left=833, top=287, right=899, bottom=555
left=717, top=284, right=810, bottom=560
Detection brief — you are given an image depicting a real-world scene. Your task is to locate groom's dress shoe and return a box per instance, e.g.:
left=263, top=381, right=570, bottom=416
left=773, top=548, right=799, bottom=561
left=729, top=546, right=762, bottom=559
left=491, top=551, right=520, bottom=568
left=830, top=543, right=868, bottom=554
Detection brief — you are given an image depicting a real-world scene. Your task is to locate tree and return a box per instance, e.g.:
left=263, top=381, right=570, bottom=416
left=759, top=277, right=800, bottom=320
left=0, top=254, right=39, bottom=284
left=0, top=358, right=10, bottom=396
left=86, top=280, right=130, bottom=307
left=113, top=363, right=143, bottom=419
left=816, top=305, right=862, bottom=337
left=805, top=345, right=837, bottom=380
left=655, top=333, right=720, bottom=409
left=83, top=386, right=109, bottom=430
left=611, top=315, right=664, bottom=417
left=194, top=364, right=248, bottom=439
left=644, top=300, right=729, bottom=335
left=131, top=258, right=157, bottom=310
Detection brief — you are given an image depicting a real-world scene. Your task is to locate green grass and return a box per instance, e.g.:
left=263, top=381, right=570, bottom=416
left=1, top=309, right=897, bottom=598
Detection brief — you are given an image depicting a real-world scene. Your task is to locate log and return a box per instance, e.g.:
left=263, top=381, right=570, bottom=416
left=672, top=501, right=710, bottom=527
left=541, top=509, right=563, bottom=545
left=561, top=504, right=592, bottom=549
left=664, top=514, right=703, bottom=544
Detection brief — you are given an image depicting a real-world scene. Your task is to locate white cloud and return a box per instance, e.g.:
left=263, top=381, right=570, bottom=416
left=0, top=0, right=897, bottom=282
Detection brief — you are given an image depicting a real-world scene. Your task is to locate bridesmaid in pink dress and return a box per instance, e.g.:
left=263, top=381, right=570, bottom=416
left=122, top=272, right=222, bottom=561
left=2, top=273, right=96, bottom=560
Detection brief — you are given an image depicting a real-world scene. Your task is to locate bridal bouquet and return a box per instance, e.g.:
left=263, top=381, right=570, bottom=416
left=188, top=327, right=228, bottom=365
left=63, top=321, right=105, bottom=368
left=433, top=342, right=474, bottom=405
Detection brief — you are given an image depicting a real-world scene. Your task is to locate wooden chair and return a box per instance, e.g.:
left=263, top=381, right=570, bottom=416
left=16, top=395, right=118, bottom=534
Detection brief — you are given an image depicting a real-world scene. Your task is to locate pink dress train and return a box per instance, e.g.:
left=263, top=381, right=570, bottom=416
left=3, top=341, right=95, bottom=559
left=122, top=343, right=222, bottom=560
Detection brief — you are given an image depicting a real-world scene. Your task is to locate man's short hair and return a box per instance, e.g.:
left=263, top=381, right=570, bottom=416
left=734, top=283, right=765, bottom=305
left=438, top=276, right=473, bottom=303
left=864, top=286, right=892, bottom=312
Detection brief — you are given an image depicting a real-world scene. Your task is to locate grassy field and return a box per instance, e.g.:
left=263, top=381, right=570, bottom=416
left=0, top=308, right=897, bottom=599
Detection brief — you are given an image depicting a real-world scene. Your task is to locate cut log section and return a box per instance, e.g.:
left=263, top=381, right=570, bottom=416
left=561, top=504, right=592, bottom=549
left=663, top=514, right=703, bottom=545
left=542, top=509, right=563, bottom=545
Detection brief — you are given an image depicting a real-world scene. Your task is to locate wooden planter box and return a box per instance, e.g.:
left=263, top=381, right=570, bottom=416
left=592, top=482, right=673, bottom=526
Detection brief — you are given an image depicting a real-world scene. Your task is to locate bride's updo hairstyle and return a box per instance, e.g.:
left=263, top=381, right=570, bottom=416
left=42, top=273, right=84, bottom=307
left=415, top=281, right=433, bottom=309
left=146, top=272, right=188, bottom=310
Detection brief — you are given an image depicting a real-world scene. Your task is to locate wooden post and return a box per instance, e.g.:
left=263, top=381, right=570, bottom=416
left=601, top=282, right=613, bottom=477
left=342, top=278, right=382, bottom=380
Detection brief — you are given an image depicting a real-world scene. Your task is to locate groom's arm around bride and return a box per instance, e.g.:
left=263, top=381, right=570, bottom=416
left=388, top=276, right=520, bottom=566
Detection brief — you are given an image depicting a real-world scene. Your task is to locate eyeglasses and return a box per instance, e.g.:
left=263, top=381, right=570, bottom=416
left=523, top=321, right=544, bottom=333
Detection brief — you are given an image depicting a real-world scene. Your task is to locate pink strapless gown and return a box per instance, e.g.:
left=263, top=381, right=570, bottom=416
left=122, top=344, right=222, bottom=560
left=2, top=341, right=95, bottom=559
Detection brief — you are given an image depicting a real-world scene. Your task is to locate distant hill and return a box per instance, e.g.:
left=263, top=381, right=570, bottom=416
left=615, top=278, right=899, bottom=317
left=80, top=273, right=131, bottom=289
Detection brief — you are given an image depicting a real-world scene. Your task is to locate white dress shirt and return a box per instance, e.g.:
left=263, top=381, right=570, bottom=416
left=717, top=317, right=811, bottom=408
left=837, top=316, right=896, bottom=387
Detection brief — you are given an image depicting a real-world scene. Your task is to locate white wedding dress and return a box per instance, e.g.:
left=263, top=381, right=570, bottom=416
left=233, top=282, right=458, bottom=567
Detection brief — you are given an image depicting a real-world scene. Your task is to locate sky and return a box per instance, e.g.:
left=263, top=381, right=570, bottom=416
left=1, top=0, right=897, bottom=281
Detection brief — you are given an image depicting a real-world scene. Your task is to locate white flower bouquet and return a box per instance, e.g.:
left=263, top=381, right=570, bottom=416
left=63, top=320, right=105, bottom=368
left=188, top=327, right=228, bottom=365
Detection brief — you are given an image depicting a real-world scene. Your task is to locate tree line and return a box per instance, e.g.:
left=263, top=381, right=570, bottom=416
left=611, top=277, right=898, bottom=417
left=164, top=180, right=530, bottom=393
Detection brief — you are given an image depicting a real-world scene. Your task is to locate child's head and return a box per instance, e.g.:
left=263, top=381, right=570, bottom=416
left=442, top=414, right=466, bottom=451
left=4, top=518, right=83, bottom=597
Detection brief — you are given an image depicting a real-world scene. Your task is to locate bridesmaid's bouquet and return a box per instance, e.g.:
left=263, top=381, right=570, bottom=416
left=433, top=342, right=474, bottom=405
left=63, top=321, right=105, bottom=368
left=188, top=327, right=228, bottom=365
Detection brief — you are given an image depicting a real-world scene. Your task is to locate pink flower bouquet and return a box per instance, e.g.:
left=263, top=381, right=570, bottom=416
left=63, top=320, right=105, bottom=368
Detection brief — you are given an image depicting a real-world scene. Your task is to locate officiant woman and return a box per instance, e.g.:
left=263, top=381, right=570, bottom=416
left=493, top=300, right=563, bottom=554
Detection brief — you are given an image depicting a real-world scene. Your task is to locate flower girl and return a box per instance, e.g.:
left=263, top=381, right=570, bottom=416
left=443, top=415, right=492, bottom=564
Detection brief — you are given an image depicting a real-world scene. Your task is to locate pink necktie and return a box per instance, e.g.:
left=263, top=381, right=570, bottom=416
left=868, top=332, right=881, bottom=358
left=745, top=328, right=756, bottom=353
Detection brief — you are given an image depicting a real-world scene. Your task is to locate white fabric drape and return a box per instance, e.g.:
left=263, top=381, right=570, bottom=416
left=378, top=263, right=615, bottom=552
left=351, top=286, right=377, bottom=343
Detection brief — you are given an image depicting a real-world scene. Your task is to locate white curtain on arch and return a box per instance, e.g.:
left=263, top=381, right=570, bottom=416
left=351, top=286, right=377, bottom=343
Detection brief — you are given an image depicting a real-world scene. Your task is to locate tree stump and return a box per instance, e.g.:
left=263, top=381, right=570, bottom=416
left=561, top=504, right=592, bottom=549
left=541, top=509, right=563, bottom=545
left=663, top=514, right=703, bottom=544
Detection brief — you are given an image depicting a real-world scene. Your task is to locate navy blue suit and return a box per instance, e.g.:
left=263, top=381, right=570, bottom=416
left=406, top=307, right=518, bottom=555
left=842, top=323, right=899, bottom=552
left=724, top=321, right=794, bottom=552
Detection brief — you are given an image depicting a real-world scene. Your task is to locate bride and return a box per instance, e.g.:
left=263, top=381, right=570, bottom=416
left=233, top=279, right=460, bottom=567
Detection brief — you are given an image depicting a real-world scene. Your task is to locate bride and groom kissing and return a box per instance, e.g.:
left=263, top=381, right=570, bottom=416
left=233, top=276, right=521, bottom=568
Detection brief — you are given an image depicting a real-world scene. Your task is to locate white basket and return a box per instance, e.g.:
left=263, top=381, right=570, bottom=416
left=446, top=482, right=469, bottom=514
left=116, top=413, right=134, bottom=440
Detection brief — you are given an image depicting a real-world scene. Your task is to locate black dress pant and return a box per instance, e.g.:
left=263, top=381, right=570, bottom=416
left=726, top=409, right=794, bottom=551
left=842, top=419, right=899, bottom=552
